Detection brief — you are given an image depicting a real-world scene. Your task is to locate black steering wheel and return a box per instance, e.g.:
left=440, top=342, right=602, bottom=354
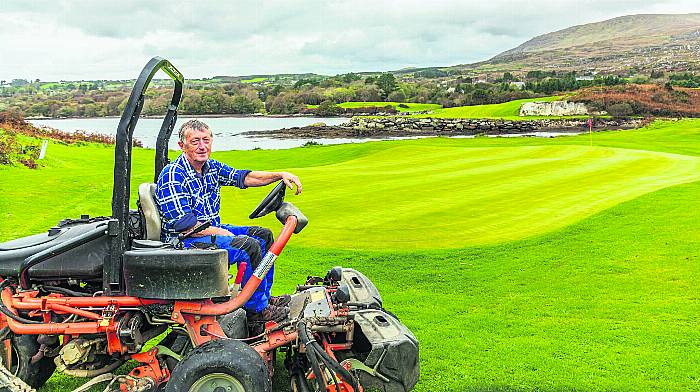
left=249, top=181, right=286, bottom=219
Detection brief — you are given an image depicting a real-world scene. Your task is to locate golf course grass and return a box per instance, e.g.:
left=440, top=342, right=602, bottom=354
left=2, top=118, right=700, bottom=390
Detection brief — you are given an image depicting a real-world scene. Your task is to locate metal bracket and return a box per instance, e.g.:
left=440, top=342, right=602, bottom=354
left=342, top=348, right=391, bottom=383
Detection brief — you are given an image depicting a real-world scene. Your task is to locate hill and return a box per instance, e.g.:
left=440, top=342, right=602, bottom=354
left=456, top=13, right=700, bottom=75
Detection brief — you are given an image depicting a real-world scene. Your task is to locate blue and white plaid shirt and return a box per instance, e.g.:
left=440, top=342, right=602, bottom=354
left=155, top=153, right=250, bottom=242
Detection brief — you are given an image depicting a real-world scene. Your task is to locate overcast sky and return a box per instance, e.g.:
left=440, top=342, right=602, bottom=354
left=1, top=0, right=698, bottom=81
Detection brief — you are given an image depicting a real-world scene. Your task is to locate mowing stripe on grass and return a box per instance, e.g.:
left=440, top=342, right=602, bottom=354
left=219, top=145, right=700, bottom=249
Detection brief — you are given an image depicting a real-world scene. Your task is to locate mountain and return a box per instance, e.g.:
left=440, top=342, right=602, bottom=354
left=455, top=13, right=700, bottom=75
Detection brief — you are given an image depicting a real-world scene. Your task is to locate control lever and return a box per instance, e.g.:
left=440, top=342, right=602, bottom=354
left=172, top=221, right=212, bottom=249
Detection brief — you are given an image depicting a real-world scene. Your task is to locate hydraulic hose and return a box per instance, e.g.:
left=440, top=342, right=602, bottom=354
left=42, top=285, right=91, bottom=297
left=0, top=279, right=42, bottom=325
left=298, top=321, right=327, bottom=390
left=297, top=320, right=359, bottom=392
left=61, top=359, right=124, bottom=378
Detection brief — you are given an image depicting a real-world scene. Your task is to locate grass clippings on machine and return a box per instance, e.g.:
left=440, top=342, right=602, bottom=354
left=0, top=57, right=419, bottom=392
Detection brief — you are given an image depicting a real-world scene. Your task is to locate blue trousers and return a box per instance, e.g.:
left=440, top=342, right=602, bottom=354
left=182, top=224, right=275, bottom=313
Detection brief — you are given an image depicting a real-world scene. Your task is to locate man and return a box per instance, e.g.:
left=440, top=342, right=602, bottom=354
left=155, top=119, right=302, bottom=323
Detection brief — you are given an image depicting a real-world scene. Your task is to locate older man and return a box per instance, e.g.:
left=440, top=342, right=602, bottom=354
left=155, top=119, right=302, bottom=323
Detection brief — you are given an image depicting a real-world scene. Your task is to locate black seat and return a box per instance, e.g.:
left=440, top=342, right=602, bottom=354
left=0, top=219, right=109, bottom=281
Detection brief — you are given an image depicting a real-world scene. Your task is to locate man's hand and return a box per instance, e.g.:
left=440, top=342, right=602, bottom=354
left=280, top=172, right=302, bottom=195
left=191, top=226, right=234, bottom=237
left=244, top=170, right=302, bottom=194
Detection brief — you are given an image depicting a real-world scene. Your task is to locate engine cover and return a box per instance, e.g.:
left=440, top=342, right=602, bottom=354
left=341, top=268, right=382, bottom=309
left=123, top=245, right=229, bottom=299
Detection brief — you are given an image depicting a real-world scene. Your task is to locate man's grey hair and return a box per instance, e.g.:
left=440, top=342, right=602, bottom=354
left=178, top=119, right=212, bottom=143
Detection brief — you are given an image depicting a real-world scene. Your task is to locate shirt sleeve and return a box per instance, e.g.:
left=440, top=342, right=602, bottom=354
left=155, top=167, right=196, bottom=232
left=214, top=160, right=250, bottom=189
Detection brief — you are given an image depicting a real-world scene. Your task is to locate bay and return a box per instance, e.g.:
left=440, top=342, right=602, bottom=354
left=29, top=116, right=368, bottom=151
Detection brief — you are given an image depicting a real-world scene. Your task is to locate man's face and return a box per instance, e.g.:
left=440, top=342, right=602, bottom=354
left=179, top=127, right=212, bottom=166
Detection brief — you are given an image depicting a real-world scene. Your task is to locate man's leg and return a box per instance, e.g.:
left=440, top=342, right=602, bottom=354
left=220, top=225, right=277, bottom=305
left=183, top=233, right=286, bottom=322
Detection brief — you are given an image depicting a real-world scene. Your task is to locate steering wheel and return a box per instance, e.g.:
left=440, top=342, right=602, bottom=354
left=249, top=181, right=286, bottom=219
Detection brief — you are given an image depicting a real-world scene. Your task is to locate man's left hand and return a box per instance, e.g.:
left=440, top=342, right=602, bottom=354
left=280, top=172, right=302, bottom=195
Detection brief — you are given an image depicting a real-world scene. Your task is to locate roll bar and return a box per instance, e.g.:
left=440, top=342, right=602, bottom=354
left=106, top=57, right=184, bottom=294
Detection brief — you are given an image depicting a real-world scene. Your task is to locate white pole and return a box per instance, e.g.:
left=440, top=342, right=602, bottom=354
left=38, top=140, right=48, bottom=159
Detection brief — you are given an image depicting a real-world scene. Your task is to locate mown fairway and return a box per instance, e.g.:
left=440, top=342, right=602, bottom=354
left=2, top=119, right=700, bottom=390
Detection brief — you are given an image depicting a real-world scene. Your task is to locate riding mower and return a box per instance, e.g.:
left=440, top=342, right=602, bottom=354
left=0, top=57, right=419, bottom=392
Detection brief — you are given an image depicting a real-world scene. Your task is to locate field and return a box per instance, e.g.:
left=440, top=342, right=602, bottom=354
left=2, top=119, right=700, bottom=390
left=241, top=77, right=268, bottom=83
left=413, top=96, right=565, bottom=119
left=307, top=101, right=442, bottom=112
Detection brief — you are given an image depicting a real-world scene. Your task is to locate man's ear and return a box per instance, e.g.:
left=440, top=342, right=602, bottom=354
left=178, top=140, right=185, bottom=151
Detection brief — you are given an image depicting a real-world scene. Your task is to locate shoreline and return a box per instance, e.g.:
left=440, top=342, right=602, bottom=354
left=242, top=117, right=646, bottom=140
left=26, top=113, right=350, bottom=121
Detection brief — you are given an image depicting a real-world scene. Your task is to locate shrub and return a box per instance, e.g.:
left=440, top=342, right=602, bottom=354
left=0, top=128, right=40, bottom=168
left=316, top=100, right=340, bottom=116
left=607, top=103, right=634, bottom=117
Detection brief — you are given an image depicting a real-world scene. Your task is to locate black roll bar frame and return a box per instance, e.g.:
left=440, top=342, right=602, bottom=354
left=105, top=57, right=184, bottom=294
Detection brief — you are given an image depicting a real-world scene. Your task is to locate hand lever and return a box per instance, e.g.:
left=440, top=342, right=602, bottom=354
left=179, top=220, right=212, bottom=242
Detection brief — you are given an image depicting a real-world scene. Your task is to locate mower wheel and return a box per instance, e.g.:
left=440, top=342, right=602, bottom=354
left=164, top=339, right=270, bottom=392
left=0, top=334, right=56, bottom=390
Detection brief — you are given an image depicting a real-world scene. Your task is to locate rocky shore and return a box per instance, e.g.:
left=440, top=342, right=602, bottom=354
left=242, top=117, right=647, bottom=139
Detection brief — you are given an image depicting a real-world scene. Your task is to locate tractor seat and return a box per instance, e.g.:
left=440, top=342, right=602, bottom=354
left=138, top=183, right=162, bottom=241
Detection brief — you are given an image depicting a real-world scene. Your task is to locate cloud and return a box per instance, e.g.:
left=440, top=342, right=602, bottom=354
left=0, top=0, right=698, bottom=80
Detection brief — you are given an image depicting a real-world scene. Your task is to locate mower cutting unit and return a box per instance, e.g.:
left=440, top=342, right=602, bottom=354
left=0, top=57, right=419, bottom=392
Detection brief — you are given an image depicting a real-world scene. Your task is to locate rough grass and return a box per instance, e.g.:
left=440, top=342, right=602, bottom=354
left=2, top=119, right=700, bottom=390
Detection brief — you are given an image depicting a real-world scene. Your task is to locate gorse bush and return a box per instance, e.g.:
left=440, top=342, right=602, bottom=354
left=0, top=110, right=143, bottom=169
left=0, top=127, right=40, bottom=169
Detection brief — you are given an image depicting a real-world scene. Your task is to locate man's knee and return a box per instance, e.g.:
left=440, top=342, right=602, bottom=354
left=246, top=226, right=274, bottom=252
left=230, top=235, right=262, bottom=267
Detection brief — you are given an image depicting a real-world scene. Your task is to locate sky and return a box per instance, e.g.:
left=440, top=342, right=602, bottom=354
left=1, top=0, right=698, bottom=81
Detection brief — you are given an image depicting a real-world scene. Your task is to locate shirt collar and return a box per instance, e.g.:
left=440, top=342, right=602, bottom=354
left=177, top=154, right=210, bottom=178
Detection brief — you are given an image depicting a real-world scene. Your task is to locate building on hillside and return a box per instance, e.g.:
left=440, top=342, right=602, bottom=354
left=509, top=81, right=526, bottom=89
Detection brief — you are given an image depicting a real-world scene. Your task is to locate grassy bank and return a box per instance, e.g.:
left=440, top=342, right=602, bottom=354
left=2, top=119, right=700, bottom=390
left=413, top=96, right=564, bottom=119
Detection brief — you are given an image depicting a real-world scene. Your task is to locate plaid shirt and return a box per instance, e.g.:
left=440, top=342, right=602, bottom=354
left=155, top=154, right=250, bottom=242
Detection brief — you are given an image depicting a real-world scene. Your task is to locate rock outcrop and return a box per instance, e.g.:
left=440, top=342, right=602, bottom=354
left=244, top=117, right=646, bottom=139
left=519, top=101, right=589, bottom=116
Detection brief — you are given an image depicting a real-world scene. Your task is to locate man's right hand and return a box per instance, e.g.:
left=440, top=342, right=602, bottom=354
left=188, top=225, right=234, bottom=237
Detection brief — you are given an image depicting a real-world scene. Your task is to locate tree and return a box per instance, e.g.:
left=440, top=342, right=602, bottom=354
left=316, top=100, right=340, bottom=116
left=376, top=73, right=397, bottom=99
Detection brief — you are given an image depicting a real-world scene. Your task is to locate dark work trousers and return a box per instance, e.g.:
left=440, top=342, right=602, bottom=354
left=183, top=224, right=274, bottom=313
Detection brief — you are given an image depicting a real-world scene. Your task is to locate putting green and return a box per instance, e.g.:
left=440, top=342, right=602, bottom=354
left=220, top=144, right=700, bottom=249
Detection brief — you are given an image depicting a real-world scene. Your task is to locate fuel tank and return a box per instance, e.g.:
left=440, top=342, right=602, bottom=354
left=0, top=217, right=110, bottom=281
